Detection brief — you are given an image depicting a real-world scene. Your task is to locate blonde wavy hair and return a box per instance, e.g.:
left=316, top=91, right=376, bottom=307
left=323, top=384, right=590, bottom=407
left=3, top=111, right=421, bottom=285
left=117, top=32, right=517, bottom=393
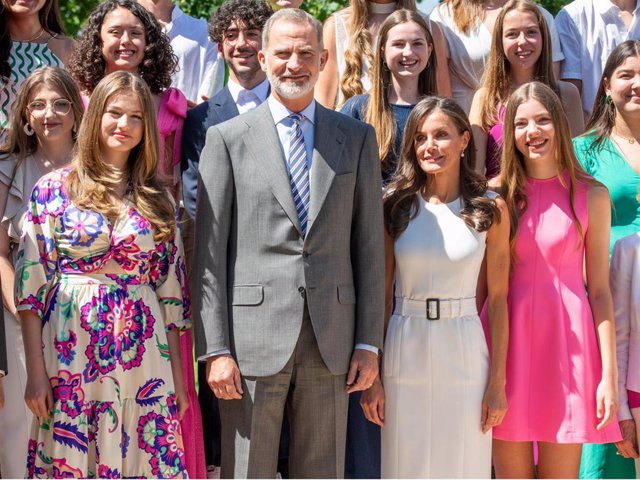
left=65, top=71, right=176, bottom=242
left=445, top=0, right=483, bottom=35
left=478, top=0, right=558, bottom=131
left=365, top=9, right=437, bottom=165
left=0, top=67, right=84, bottom=172
left=339, top=0, right=417, bottom=104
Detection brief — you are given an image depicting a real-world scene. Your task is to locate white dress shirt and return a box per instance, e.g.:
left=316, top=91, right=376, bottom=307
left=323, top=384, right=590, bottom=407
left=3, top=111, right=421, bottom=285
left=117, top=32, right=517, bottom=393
left=164, top=5, right=219, bottom=103
left=556, top=0, right=640, bottom=116
left=227, top=78, right=270, bottom=114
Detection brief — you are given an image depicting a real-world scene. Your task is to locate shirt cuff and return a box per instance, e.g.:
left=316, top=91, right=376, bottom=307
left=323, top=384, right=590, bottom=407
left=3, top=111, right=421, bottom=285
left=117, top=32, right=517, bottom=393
left=0, top=370, right=5, bottom=378
left=196, top=349, right=231, bottom=362
left=355, top=343, right=379, bottom=355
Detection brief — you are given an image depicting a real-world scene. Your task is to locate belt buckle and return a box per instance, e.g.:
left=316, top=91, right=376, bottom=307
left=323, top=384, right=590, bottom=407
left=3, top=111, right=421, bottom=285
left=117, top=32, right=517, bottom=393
left=426, top=298, right=440, bottom=320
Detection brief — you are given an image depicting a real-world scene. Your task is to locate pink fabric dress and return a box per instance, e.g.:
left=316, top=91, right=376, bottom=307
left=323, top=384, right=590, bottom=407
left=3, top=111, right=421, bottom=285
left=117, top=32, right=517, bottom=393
left=158, top=87, right=206, bottom=479
left=492, top=173, right=622, bottom=443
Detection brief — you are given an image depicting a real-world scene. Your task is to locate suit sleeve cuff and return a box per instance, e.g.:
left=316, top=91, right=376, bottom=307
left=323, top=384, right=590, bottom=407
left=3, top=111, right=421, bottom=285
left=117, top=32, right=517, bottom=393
left=0, top=370, right=5, bottom=378
left=197, top=348, right=232, bottom=362
left=355, top=343, right=379, bottom=355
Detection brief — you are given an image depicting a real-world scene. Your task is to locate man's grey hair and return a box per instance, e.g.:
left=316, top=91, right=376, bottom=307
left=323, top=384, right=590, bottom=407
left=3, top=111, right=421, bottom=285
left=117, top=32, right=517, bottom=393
left=262, top=8, right=323, bottom=50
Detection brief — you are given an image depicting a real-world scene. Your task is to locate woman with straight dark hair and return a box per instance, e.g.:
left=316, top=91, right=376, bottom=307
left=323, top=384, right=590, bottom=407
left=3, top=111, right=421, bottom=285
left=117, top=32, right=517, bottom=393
left=0, top=0, right=74, bottom=129
left=340, top=9, right=437, bottom=184
left=361, top=96, right=510, bottom=477
left=574, top=39, right=640, bottom=478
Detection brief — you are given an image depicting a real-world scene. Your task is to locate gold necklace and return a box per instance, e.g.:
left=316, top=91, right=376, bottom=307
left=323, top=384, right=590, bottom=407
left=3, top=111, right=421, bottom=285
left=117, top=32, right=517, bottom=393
left=613, top=130, right=637, bottom=144
left=15, top=28, right=45, bottom=43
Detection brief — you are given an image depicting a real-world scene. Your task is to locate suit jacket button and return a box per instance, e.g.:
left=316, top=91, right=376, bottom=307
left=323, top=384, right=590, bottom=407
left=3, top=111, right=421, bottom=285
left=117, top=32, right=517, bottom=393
left=302, top=251, right=310, bottom=258
left=298, top=286, right=306, bottom=297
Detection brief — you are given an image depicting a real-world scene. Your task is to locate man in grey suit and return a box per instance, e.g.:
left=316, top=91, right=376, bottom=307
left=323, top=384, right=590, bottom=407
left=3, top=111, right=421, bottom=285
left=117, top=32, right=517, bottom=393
left=192, top=7, right=384, bottom=478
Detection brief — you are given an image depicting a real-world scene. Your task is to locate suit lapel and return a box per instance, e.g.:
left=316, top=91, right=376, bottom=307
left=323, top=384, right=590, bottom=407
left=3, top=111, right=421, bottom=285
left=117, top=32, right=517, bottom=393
left=243, top=103, right=302, bottom=235
left=213, top=87, right=240, bottom=123
left=308, top=105, right=346, bottom=234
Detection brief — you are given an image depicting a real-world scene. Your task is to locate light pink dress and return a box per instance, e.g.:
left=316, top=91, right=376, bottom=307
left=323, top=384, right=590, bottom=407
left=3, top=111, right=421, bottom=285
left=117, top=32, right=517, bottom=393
left=494, top=173, right=621, bottom=443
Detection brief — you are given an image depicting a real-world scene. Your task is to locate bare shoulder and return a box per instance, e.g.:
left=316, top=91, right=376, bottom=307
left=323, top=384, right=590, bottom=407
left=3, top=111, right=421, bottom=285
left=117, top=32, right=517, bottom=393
left=587, top=183, right=611, bottom=208
left=48, top=36, right=76, bottom=65
left=559, top=80, right=580, bottom=99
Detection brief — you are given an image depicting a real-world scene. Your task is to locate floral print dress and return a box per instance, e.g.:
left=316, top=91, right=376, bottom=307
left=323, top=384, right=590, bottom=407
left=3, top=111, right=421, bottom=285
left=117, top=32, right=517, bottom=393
left=15, top=169, right=190, bottom=478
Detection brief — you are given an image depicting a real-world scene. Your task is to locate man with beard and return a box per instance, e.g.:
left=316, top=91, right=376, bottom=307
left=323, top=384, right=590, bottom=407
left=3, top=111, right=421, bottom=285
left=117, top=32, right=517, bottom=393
left=181, top=1, right=273, bottom=477
left=192, top=8, right=384, bottom=478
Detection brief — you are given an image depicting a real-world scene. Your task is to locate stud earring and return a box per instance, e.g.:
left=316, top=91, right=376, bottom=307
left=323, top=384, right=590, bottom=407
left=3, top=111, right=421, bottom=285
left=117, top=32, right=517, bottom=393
left=23, top=123, right=34, bottom=136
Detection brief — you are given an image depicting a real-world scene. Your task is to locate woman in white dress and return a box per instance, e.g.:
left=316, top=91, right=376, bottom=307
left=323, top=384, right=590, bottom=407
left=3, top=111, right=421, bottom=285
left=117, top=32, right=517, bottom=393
left=361, top=96, right=510, bottom=477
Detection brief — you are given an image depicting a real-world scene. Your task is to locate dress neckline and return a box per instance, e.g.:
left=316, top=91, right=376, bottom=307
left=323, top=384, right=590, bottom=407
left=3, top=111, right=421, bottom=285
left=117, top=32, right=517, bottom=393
left=369, top=1, right=397, bottom=14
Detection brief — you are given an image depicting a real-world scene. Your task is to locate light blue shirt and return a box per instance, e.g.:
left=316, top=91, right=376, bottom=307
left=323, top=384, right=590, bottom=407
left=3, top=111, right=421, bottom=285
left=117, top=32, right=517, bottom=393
left=268, top=95, right=315, bottom=174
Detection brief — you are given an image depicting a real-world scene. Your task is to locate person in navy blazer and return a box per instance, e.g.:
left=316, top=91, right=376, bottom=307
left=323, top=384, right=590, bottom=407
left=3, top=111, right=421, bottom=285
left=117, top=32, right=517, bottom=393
left=181, top=0, right=273, bottom=220
left=180, top=0, right=273, bottom=474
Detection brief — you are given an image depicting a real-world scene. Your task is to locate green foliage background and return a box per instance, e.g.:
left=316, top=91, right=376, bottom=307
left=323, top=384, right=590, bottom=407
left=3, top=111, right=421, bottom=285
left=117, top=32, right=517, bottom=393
left=60, top=0, right=570, bottom=37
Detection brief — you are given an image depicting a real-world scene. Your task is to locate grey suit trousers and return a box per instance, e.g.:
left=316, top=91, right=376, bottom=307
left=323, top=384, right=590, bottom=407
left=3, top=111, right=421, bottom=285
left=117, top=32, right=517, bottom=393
left=219, top=304, right=348, bottom=479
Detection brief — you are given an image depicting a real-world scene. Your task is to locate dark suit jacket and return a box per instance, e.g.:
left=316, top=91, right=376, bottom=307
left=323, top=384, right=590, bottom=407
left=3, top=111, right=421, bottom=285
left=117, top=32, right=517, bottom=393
left=181, top=87, right=240, bottom=219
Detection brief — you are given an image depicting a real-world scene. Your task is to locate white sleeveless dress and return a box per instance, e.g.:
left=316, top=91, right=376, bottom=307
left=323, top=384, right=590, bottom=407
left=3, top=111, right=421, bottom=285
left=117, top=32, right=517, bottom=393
left=382, top=193, right=494, bottom=478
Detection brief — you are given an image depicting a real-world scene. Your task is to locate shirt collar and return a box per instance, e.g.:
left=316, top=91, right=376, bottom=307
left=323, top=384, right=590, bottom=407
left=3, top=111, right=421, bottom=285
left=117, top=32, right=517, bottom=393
left=268, top=95, right=316, bottom=126
left=597, top=1, right=640, bottom=15
left=227, top=77, right=270, bottom=104
left=171, top=4, right=184, bottom=21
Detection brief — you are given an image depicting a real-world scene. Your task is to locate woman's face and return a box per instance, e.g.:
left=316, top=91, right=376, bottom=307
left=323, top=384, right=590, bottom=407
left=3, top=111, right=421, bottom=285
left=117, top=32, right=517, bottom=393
left=99, top=91, right=144, bottom=159
left=3, top=0, right=47, bottom=17
left=100, top=7, right=147, bottom=75
left=605, top=55, right=640, bottom=118
left=414, top=110, right=469, bottom=177
left=26, top=83, right=75, bottom=143
left=383, top=21, right=431, bottom=81
left=513, top=98, right=556, bottom=166
left=266, top=0, right=303, bottom=9
left=501, top=9, right=542, bottom=71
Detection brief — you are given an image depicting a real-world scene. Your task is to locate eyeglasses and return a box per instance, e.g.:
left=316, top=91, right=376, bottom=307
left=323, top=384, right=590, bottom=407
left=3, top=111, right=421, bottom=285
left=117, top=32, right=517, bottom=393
left=27, top=99, right=73, bottom=116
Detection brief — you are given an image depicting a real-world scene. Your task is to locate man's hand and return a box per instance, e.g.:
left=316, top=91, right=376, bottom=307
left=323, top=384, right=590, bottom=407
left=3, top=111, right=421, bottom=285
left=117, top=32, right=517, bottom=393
left=206, top=354, right=243, bottom=400
left=346, top=349, right=378, bottom=393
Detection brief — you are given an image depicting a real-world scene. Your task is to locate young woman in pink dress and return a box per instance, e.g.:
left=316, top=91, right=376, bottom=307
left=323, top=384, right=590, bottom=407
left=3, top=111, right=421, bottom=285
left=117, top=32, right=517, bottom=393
left=493, top=80, right=622, bottom=477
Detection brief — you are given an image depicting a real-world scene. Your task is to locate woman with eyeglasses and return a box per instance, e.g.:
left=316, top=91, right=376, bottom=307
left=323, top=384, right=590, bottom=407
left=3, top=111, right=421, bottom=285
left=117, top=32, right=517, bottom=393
left=0, top=66, right=83, bottom=478
left=0, top=0, right=75, bottom=130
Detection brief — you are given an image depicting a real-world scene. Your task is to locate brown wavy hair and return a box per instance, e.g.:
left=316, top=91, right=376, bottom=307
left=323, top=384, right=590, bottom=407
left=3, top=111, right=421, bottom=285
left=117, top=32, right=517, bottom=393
left=365, top=9, right=437, bottom=166
left=339, top=0, right=417, bottom=105
left=501, top=82, right=596, bottom=259
left=0, top=67, right=84, bottom=174
left=384, top=96, right=500, bottom=239
left=479, top=0, right=559, bottom=131
left=65, top=71, right=175, bottom=241
left=0, top=0, right=65, bottom=82
left=68, top=0, right=177, bottom=95
left=584, top=40, right=640, bottom=151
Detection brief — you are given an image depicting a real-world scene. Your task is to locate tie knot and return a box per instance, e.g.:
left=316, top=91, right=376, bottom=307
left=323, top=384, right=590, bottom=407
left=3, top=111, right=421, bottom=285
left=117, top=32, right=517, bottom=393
left=289, top=113, right=304, bottom=125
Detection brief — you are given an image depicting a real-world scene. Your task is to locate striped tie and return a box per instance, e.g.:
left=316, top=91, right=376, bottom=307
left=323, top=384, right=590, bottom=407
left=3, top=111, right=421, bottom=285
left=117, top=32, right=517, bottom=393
left=288, top=113, right=310, bottom=237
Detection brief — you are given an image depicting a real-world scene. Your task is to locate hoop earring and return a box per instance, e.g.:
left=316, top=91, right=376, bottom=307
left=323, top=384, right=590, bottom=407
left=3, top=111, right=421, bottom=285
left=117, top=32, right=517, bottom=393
left=23, top=123, right=34, bottom=136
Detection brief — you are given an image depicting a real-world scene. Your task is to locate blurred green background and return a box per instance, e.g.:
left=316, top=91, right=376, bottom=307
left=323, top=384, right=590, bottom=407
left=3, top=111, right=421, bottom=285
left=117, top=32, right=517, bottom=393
left=60, top=0, right=571, bottom=37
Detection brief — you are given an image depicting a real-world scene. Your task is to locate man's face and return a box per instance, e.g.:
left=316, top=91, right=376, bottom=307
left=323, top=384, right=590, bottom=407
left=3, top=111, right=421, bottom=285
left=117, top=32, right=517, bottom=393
left=219, top=19, right=263, bottom=81
left=258, top=20, right=327, bottom=103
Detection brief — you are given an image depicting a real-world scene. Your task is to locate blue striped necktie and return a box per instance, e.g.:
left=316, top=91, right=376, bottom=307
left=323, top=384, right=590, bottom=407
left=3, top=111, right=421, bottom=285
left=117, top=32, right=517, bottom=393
left=288, top=113, right=310, bottom=236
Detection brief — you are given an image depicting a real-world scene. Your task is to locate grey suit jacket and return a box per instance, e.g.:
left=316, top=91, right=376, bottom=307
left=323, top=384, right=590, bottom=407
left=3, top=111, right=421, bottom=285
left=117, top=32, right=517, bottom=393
left=192, top=101, right=385, bottom=377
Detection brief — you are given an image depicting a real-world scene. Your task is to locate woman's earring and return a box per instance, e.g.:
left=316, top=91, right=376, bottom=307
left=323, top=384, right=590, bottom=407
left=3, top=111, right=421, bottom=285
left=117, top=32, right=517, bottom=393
left=461, top=151, right=465, bottom=158
left=23, top=123, right=34, bottom=136
left=605, top=94, right=612, bottom=105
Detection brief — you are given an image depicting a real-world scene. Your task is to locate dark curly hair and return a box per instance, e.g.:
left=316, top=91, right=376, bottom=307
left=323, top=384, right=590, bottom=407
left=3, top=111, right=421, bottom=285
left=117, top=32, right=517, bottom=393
left=208, top=0, right=274, bottom=43
left=384, top=96, right=500, bottom=239
left=68, top=0, right=177, bottom=95
left=1, top=0, right=66, bottom=82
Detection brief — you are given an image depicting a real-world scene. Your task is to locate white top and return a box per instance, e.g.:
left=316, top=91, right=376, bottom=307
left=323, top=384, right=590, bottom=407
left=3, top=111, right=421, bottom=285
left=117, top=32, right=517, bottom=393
left=610, top=232, right=640, bottom=421
left=429, top=2, right=564, bottom=114
left=556, top=0, right=640, bottom=116
left=227, top=78, right=270, bottom=114
left=164, top=5, right=219, bottom=103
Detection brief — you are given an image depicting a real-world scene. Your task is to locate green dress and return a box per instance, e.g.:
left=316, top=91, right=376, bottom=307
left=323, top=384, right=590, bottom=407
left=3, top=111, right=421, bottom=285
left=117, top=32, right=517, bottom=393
left=0, top=40, right=62, bottom=129
left=574, top=133, right=638, bottom=479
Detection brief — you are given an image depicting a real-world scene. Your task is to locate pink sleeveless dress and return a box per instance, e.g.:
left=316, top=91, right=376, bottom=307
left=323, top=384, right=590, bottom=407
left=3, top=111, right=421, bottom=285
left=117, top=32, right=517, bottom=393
left=494, top=173, right=621, bottom=443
